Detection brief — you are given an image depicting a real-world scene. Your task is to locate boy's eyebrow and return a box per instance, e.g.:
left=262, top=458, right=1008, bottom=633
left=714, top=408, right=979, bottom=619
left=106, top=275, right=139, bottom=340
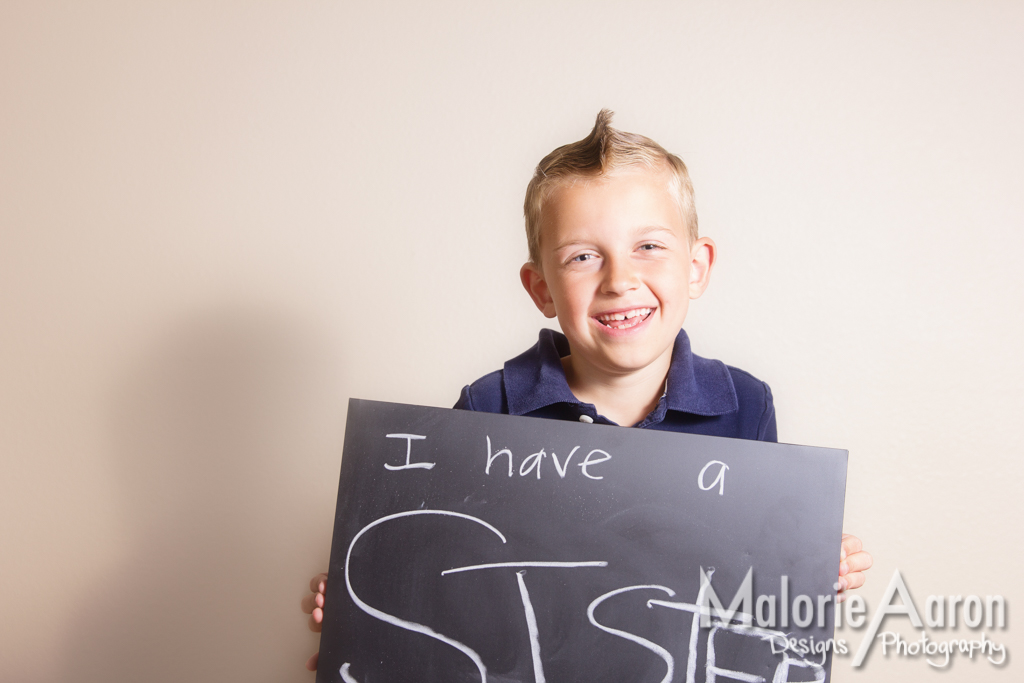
left=552, top=226, right=677, bottom=251
left=632, top=225, right=676, bottom=238
left=548, top=225, right=684, bottom=254
left=552, top=238, right=591, bottom=251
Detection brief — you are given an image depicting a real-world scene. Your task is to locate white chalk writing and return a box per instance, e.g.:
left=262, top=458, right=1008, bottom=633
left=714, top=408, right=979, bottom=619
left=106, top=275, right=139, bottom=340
left=384, top=434, right=434, bottom=471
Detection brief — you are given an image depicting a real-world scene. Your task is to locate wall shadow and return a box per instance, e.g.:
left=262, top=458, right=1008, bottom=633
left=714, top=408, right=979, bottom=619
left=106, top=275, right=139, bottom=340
left=55, top=308, right=345, bottom=683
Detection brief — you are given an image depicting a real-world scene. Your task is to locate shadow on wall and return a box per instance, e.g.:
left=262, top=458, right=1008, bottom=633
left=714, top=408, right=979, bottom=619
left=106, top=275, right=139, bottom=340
left=56, top=309, right=345, bottom=683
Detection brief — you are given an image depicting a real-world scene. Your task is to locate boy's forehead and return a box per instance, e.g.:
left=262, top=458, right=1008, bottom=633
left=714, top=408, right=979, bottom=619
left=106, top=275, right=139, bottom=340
left=538, top=168, right=686, bottom=242
left=550, top=165, right=673, bottom=195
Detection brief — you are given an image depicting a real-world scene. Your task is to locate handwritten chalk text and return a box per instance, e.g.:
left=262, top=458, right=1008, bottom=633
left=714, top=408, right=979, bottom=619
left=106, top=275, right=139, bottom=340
left=485, top=436, right=612, bottom=480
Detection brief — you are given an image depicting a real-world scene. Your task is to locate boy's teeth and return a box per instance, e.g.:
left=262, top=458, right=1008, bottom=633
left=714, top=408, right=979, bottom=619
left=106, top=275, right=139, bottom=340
left=598, top=308, right=650, bottom=321
left=597, top=308, right=652, bottom=327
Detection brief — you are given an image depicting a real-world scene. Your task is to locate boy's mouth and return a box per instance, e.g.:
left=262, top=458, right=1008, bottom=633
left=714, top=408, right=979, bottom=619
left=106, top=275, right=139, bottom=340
left=595, top=307, right=654, bottom=330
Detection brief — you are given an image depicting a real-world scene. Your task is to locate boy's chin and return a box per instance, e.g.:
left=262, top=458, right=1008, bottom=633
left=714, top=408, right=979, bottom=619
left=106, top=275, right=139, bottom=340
left=581, top=348, right=674, bottom=376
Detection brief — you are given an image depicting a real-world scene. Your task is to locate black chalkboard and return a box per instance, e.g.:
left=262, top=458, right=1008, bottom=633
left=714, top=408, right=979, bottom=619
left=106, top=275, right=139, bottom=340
left=317, top=399, right=848, bottom=683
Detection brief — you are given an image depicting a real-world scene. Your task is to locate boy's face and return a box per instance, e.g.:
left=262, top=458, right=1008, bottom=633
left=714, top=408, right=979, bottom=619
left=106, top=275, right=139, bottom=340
left=521, top=168, right=715, bottom=379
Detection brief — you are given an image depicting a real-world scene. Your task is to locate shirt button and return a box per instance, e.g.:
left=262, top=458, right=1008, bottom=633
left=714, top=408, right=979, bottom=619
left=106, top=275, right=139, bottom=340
left=579, top=414, right=594, bottom=423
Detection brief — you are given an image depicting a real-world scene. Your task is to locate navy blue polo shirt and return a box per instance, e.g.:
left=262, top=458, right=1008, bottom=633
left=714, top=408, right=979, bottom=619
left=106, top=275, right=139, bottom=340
left=454, top=328, right=777, bottom=441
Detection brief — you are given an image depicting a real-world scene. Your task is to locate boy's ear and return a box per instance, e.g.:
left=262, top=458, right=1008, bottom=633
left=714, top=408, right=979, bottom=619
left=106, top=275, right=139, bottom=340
left=688, top=237, right=717, bottom=299
left=520, top=262, right=558, bottom=318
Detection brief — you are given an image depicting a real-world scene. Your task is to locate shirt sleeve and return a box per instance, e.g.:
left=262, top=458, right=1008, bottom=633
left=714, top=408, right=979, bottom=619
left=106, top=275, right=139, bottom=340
left=757, top=381, right=778, bottom=442
left=453, top=385, right=475, bottom=411
left=451, top=370, right=507, bottom=413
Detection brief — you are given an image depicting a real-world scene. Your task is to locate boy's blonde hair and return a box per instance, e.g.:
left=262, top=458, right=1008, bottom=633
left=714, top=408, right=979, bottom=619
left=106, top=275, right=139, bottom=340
left=524, top=109, right=698, bottom=264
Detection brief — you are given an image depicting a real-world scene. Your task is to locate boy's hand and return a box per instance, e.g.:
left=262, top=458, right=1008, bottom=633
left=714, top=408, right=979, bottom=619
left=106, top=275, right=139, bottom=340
left=837, top=533, right=872, bottom=603
left=301, top=572, right=328, bottom=671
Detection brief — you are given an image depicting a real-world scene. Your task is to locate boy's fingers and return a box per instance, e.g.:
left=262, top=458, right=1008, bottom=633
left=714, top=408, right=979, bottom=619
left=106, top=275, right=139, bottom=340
left=844, top=571, right=867, bottom=591
left=306, top=652, right=319, bottom=671
left=847, top=550, right=873, bottom=574
left=309, top=573, right=328, bottom=593
left=301, top=592, right=325, bottom=614
left=836, top=550, right=872, bottom=594
left=308, top=610, right=323, bottom=633
left=841, top=534, right=863, bottom=557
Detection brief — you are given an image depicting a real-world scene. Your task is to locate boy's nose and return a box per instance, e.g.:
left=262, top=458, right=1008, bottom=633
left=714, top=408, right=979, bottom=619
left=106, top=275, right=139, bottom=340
left=601, top=257, right=641, bottom=295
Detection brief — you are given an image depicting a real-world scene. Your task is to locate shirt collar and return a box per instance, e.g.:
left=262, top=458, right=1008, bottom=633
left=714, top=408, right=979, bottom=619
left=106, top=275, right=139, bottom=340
left=503, top=328, right=739, bottom=418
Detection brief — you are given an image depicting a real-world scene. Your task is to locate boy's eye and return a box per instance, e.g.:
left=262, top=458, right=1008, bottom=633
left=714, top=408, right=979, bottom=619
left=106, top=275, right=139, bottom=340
left=571, top=254, right=595, bottom=262
left=639, top=243, right=663, bottom=251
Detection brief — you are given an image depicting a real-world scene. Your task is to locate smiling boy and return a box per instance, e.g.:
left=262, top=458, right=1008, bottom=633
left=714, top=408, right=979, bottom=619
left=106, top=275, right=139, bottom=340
left=454, top=111, right=774, bottom=439
left=302, top=110, right=871, bottom=670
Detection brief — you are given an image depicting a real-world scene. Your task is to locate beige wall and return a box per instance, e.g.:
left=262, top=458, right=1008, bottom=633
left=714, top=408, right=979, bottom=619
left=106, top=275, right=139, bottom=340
left=2, top=2, right=1021, bottom=681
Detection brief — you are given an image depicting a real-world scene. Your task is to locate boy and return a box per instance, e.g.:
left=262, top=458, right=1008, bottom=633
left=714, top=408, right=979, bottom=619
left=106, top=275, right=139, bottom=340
left=302, top=111, right=871, bottom=671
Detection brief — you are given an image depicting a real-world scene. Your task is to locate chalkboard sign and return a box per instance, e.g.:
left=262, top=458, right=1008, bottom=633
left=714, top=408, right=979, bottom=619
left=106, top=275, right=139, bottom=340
left=318, top=399, right=848, bottom=683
